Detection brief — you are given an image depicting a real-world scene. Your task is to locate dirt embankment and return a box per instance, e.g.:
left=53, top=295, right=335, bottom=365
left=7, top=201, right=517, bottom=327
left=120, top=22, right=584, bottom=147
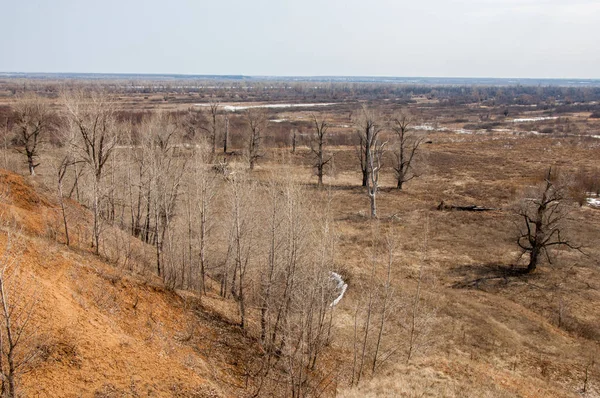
left=0, top=170, right=258, bottom=397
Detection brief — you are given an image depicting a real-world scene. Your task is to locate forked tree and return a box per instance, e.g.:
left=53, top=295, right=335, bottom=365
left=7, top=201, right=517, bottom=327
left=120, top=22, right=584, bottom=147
left=391, top=113, right=424, bottom=190
left=64, top=90, right=118, bottom=255
left=12, top=94, right=54, bottom=175
left=244, top=109, right=267, bottom=170
left=354, top=107, right=383, bottom=187
left=517, top=168, right=581, bottom=273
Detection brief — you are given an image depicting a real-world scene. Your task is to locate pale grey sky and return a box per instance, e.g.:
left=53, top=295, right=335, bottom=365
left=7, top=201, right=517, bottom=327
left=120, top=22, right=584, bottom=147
left=1, top=0, right=598, bottom=78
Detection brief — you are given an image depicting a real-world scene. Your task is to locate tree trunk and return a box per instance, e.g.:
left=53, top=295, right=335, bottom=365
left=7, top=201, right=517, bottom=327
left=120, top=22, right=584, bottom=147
left=527, top=248, right=539, bottom=273
left=292, top=131, right=297, bottom=153
left=27, top=155, right=35, bottom=176
left=396, top=167, right=405, bottom=189
left=199, top=207, right=207, bottom=293
left=92, top=175, right=100, bottom=255
left=58, top=180, right=69, bottom=246
left=223, top=117, right=229, bottom=154
left=369, top=194, right=377, bottom=218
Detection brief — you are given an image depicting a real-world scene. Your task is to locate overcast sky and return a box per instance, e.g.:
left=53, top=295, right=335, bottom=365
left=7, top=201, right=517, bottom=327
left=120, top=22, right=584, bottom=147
left=1, top=0, right=598, bottom=78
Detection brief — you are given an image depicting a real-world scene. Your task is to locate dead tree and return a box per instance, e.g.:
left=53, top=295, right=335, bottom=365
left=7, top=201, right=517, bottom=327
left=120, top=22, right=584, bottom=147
left=391, top=114, right=424, bottom=190
left=517, top=167, right=580, bottom=273
left=12, top=94, right=54, bottom=175
left=64, top=90, right=118, bottom=255
left=354, top=107, right=382, bottom=187
left=310, top=116, right=331, bottom=186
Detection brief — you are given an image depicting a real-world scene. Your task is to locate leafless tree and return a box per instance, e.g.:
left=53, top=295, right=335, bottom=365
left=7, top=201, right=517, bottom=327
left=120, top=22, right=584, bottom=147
left=12, top=94, right=54, bottom=175
left=143, top=113, right=187, bottom=279
left=248, top=179, right=338, bottom=397
left=245, top=109, right=267, bottom=170
left=354, top=107, right=383, bottom=187
left=182, top=108, right=204, bottom=142
left=224, top=173, right=257, bottom=328
left=391, top=113, right=424, bottom=190
left=405, top=216, right=436, bottom=364
left=0, top=230, right=38, bottom=398
left=310, top=115, right=332, bottom=186
left=366, top=130, right=386, bottom=219
left=516, top=167, right=581, bottom=273
left=199, top=101, right=220, bottom=154
left=371, top=234, right=396, bottom=374
left=1, top=117, right=12, bottom=170
left=291, top=128, right=298, bottom=154
left=64, top=90, right=118, bottom=255
left=188, top=143, right=218, bottom=292
left=56, top=156, right=72, bottom=246
left=223, top=116, right=229, bottom=154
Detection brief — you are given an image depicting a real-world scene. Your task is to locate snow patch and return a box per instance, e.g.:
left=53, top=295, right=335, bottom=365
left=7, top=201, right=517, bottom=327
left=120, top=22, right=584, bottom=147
left=512, top=117, right=558, bottom=122
left=195, top=103, right=337, bottom=112
left=587, top=197, right=600, bottom=208
left=329, top=272, right=348, bottom=307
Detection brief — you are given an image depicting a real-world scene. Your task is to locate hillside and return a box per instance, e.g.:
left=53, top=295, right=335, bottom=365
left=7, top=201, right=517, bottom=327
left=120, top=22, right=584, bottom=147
left=0, top=170, right=261, bottom=397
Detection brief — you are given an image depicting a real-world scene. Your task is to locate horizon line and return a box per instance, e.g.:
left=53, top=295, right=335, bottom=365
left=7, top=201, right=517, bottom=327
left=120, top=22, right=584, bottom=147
left=2, top=72, right=600, bottom=84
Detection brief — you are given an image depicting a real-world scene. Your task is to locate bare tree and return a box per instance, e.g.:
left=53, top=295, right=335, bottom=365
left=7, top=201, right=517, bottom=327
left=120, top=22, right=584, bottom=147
left=223, top=116, right=229, bottom=154
left=310, top=115, right=332, bottom=186
left=143, top=113, right=187, bottom=279
left=182, top=108, right=204, bottom=142
left=199, top=101, right=220, bottom=154
left=245, top=109, right=267, bottom=170
left=225, top=174, right=257, bottom=329
left=188, top=143, right=218, bottom=292
left=366, top=130, right=386, bottom=219
left=291, top=128, right=298, bottom=154
left=12, top=94, right=54, bottom=175
left=0, top=230, right=38, bottom=398
left=56, top=156, right=72, bottom=246
left=64, top=90, right=118, bottom=255
left=516, top=167, right=581, bottom=273
left=354, top=107, right=382, bottom=187
left=391, top=113, right=424, bottom=190
left=371, top=234, right=396, bottom=374
left=1, top=117, right=12, bottom=170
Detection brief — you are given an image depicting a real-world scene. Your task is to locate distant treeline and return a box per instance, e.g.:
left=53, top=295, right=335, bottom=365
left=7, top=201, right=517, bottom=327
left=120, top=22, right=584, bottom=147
left=2, top=77, right=600, bottom=107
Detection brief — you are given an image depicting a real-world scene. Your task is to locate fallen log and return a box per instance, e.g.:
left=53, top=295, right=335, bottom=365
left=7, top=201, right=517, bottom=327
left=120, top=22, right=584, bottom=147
left=437, top=201, right=497, bottom=212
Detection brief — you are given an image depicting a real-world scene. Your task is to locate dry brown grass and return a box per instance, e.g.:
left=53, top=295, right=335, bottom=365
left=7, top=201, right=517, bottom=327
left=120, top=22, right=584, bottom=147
left=1, top=91, right=600, bottom=397
left=252, top=130, right=600, bottom=397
